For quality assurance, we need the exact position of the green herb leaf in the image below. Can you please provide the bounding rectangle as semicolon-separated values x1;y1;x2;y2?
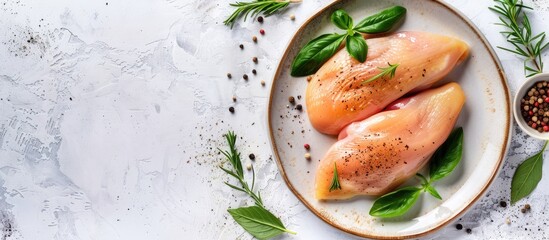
429;127;464;182
329;162;342;192
425;185;442;200
511;141;547;204
224;0;300;28
369;186;422;218
361;62;399;84
354;6;407;33
331;9;354;30
291;33;346;77
346;32;367;62
228;206;296;239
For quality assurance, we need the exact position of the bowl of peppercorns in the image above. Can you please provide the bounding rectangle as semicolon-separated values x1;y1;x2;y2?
514;73;549;139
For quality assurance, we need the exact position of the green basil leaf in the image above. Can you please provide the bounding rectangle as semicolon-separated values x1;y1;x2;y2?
331;9;353;30
425;185;442;200
346;32;368;62
369;186;422;218
511;141;547;204
429;127;464;182
228;206;295;239
354;6;407;33
291;33;346;77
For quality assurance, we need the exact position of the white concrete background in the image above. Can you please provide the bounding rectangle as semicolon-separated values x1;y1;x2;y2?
0;0;549;239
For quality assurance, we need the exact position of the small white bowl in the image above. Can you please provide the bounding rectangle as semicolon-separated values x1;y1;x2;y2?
514;72;549;140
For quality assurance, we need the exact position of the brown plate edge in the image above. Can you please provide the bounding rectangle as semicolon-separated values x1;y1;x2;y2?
266;0;512;239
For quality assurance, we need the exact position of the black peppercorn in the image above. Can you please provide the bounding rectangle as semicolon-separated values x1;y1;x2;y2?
257;16;263;23
249;153;255;160
500;201;507;208
239;44;244;49
229;107;235;113
243;74;249;80
252;69;257;75
456;224;463;230
296;104;302;111
466;228;472;234
253;57;258;63
227;73;232;79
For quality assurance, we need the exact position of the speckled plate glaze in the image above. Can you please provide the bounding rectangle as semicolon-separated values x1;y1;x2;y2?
267;0;511;239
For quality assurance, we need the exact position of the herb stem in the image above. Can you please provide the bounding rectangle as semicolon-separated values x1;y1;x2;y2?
220;131;264;208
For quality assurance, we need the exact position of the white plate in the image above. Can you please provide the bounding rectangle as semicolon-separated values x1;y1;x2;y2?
267;0;511;238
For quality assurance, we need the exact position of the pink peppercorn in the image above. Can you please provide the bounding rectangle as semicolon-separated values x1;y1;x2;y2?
529;110;534;116
304;144;310;150
544;126;549;132
260;29;265;35
545;97;549;103
532;123;538;128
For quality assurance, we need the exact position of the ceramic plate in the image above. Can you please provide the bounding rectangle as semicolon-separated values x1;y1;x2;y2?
268;0;511;238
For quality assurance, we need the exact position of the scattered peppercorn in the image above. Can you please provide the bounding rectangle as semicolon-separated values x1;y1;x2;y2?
306;76;312;82
296;104;303;111
229;107;235;113
304;144;310;150
249;153;255;160
261;80;265;86
252;69;257;75
466;229;472;234
232;96;237;102
500;201;507;208
257;16;264;23
521;208;527;213
243;74;249;80
290;14;295;20
253;57;258;63
239;44;244;49
521;81;549;132
252;36;257;42
227;73;232;79
260;29;265;35
456;224;463;230
525;204;531;210
246;163;252;171
304;153;311;160
288;96;295;104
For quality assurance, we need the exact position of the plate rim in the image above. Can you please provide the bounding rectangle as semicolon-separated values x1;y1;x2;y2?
267;0;512;238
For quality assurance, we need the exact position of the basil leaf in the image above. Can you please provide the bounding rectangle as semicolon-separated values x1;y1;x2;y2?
291;33;346;77
511;141;547;204
228;206;295;239
369;186;422;218
346;32;367;62
429;127;464;182
331;9;353;30
425;185;442;200
354;6;407;33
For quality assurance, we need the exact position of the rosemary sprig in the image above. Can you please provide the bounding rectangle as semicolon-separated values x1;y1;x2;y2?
219;131;296;238
490;0;549;76
329;162;341;192
224;0;301;28
362;62;399;84
219;131;264;208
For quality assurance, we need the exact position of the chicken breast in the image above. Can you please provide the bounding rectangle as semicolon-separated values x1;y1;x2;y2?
306;32;469;135
315;83;465;200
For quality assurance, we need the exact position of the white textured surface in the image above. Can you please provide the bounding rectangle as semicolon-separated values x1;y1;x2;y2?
0;0;548;239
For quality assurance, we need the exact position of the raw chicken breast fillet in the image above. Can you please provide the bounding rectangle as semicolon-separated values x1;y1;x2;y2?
315;83;466;200
306;32;469;135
